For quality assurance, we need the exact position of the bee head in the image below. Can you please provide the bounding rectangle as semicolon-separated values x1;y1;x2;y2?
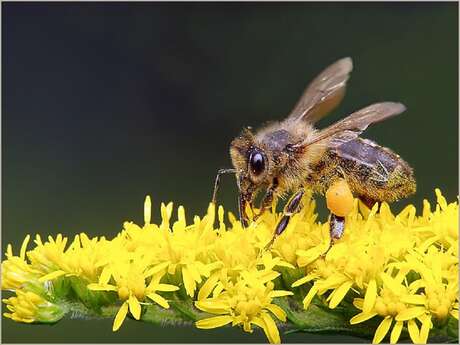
231;127;271;185
230;128;273;225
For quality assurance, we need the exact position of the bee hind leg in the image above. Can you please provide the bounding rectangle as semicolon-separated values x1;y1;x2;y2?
321;213;346;257
330;213;346;239
323;179;353;256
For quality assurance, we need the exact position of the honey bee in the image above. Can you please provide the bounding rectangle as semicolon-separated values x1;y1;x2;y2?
212;57;416;245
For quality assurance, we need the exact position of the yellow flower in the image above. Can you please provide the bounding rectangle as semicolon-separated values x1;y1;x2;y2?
27;234;69;276
195;270;293;343
3;290;64;323
392;246;458;343
2;235;41;291
414;189;458;251
121;200;221;297
87;255;178;331
1;189;457;344
349;271;429;344
292;190;458;344
36;233;115;284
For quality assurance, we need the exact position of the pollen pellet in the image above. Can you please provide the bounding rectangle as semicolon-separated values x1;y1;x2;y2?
326;179;354;217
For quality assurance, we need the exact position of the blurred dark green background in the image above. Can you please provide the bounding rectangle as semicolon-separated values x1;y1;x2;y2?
2;2;458;343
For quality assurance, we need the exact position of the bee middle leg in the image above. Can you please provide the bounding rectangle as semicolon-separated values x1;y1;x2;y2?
359;195;378;210
264;188;304;250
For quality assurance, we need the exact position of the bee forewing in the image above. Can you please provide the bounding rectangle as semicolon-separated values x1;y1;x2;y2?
288;57;353;124
297;102;407;148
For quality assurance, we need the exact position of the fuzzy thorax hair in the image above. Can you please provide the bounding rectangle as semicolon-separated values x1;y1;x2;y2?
229;119;328;199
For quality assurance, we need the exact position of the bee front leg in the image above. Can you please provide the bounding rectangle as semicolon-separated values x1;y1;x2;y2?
264;188;304;250
238;194;250;228
211;168;236;204
254;180;278;221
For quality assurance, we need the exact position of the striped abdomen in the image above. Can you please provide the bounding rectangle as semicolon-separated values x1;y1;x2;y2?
308;138;416;202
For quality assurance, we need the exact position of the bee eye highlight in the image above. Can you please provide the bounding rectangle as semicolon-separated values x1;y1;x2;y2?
249;151;265;176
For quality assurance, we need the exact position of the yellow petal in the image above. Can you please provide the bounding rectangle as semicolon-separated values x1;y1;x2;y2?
296;247;324;267
198;272;219;300
401;294;427;305
39;270;66;282
363;279;377;313
407;319;420;343
20;235;31;260
372;316;392;344
260;312;281;344
265;304;286;321
182;266;196;297
291;273;318;288
147;293;169;309
269;290;293;298
144;262;170;278
329;281;353;309
128;295;141;320
380;273;402;294
390;321;403;344
6;244;13;258
99;267;111;285
195;300;229;314
260;271;280;284
188;264;202;284
419;315;432;344
353;298;364;310
350;311;377;324
195;315;233;329
316;274;348;291
395;307;426;321
144;195;151;224
303;284;319;309
113;302;129;331
155;283;179;292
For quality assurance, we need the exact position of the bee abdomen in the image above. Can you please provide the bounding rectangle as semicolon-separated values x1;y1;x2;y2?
309;138;416;202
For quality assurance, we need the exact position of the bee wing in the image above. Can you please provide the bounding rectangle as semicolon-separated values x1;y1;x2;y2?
288;57;353;124
296;102;406;148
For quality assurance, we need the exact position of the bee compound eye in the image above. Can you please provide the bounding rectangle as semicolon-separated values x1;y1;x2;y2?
249;151;265;176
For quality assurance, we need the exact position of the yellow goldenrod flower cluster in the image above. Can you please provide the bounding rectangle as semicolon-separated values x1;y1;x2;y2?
2;189;458;343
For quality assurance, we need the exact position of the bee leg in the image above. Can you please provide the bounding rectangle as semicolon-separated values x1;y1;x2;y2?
253;192;273;221
330;213;346;239
264;189;304;250
359;195;378;210
254;180;279;221
211;168;236;204
322;213;345;256
321;179;354;256
238;194;250;228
